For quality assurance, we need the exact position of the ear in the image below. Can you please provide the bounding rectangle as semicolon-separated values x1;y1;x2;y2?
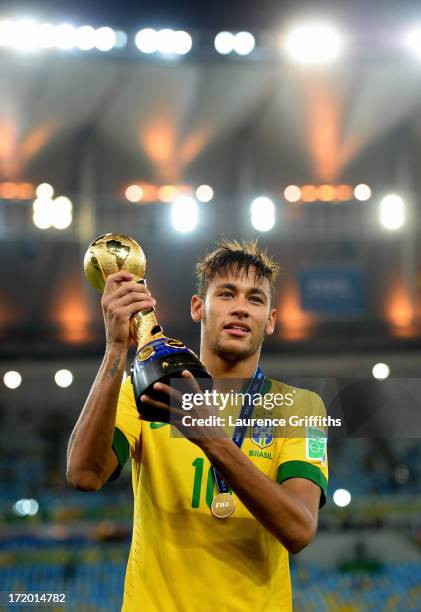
191;294;203;323
264;308;277;336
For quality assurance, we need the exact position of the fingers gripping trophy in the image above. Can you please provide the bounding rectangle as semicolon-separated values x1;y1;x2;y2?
84;233;212;419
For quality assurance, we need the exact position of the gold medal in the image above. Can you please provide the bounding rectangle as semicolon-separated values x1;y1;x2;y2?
211;493;236;519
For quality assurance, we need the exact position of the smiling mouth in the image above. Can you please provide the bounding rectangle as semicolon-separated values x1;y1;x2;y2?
223;324;250;337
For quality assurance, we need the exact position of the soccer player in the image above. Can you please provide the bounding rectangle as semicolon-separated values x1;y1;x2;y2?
67;239;328;611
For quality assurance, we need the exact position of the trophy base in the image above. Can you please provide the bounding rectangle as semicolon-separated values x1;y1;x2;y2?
131;337;212;421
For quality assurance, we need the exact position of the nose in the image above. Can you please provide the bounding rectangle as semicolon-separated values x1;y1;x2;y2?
229;296;249;318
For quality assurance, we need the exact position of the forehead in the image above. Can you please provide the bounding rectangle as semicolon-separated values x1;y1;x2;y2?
207;267;271;294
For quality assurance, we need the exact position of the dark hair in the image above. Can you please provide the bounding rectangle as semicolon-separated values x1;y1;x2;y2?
195;239;279;305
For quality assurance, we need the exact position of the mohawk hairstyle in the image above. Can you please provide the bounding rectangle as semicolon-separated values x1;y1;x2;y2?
195;239;280;305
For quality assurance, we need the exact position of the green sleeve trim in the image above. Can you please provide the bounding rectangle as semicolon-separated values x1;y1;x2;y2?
277;460;327;508
109;427;130;481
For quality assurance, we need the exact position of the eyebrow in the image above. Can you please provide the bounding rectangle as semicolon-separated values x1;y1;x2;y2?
214;282;268;298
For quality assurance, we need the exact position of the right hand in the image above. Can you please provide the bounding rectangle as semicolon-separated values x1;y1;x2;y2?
101;271;156;350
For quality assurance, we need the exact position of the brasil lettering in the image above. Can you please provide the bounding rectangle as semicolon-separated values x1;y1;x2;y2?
249;449;273;460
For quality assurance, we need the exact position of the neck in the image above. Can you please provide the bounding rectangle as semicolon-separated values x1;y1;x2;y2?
200;346;260;379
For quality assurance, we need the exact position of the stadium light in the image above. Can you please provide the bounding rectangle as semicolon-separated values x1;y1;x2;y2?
33;198;53;229
37;23;57;48
195;185;214;202
156;29;176;54
333;489;351;507
76;25;95;50
173;30;192;55
36;183;54;199
3;371;22;389
283;23;342;63
233;31;255;55
251;196;275;231
54;369;73;388
115;31;128;48
158;185;178;202
354;184;371;201
52;196;72;229
284;185;301;203
33;192;72;230
12;498;39;517
406;27;421;59
94;26;116;51
135;28;158;53
135;28;192;55
55;23;76;50
380;194;404;230
171;196;198;232
372;362;390;380
125;185;143;202
214;31;235;55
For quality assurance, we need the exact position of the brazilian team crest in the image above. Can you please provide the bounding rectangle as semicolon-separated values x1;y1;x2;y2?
251;424;274;449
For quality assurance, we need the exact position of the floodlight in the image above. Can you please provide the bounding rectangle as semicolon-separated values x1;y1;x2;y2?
284;23;342;63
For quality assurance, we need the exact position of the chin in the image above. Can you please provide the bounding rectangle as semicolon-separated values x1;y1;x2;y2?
215;341;254;362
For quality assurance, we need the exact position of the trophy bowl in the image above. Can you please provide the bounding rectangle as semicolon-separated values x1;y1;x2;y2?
84;233;212;419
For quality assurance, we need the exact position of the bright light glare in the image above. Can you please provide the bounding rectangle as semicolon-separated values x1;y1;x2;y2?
76;25;95;50
156;29;175;54
173;30;192;54
158;185;178;202
380;194;405;230
13;498;39;516
37;23;57;48
55;23;76;50
125;185;143;202
214;31;235;55
333;489;351;507
3;371;22;389
36;183;54;199
354;183;371;201
251;197;275;232
94;26;116;51
52;196;73;229
195;185;214;202
284;185;301;203
0;20;14;47
115;31;127;48
135;28;158;53
12;20;39;51
55;369;73;387
234;31;255;55
406;27;421;59
284;23;342;63
33;198;54;229
372;362;390;380
171;196;198;232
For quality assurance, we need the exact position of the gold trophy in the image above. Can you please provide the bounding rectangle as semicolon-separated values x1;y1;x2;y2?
84;233;211;418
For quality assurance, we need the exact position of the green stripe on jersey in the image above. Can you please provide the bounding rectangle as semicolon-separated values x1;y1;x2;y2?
277;460;327;508
109;427;130;481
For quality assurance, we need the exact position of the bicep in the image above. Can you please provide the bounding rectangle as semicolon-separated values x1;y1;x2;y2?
280;477;321;525
103;448;120;484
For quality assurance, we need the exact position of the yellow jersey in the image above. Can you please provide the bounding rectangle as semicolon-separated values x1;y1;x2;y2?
110;377;328;612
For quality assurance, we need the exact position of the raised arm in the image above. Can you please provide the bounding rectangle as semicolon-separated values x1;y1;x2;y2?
66;271;155;491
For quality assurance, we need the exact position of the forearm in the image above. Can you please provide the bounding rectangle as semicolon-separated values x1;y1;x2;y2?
66;345;127;488
200;438;316;553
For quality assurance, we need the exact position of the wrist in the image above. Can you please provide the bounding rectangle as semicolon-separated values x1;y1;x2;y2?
105;342;129;361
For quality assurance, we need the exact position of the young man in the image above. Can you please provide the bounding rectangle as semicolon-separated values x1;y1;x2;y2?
67;239;328;612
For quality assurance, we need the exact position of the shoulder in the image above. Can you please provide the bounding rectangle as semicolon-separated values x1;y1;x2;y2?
265;378;326;416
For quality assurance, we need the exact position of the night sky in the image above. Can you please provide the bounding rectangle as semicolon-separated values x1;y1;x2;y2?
1;0;421;31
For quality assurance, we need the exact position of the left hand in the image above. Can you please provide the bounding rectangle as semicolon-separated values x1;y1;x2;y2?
140;371;227;446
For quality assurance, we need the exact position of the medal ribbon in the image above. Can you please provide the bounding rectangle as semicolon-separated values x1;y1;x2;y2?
212;366;265;495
